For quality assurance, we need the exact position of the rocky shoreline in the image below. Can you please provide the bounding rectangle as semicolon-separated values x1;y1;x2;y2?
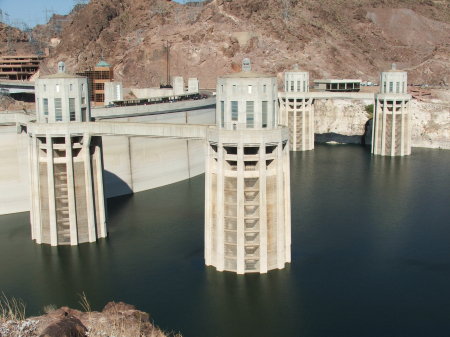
314;95;450;150
0;302;179;337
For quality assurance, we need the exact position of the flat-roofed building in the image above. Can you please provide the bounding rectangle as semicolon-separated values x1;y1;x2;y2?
77;60;114;106
314;79;361;92
0;55;44;80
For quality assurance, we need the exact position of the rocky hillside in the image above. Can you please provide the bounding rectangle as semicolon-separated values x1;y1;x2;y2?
13;0;450;88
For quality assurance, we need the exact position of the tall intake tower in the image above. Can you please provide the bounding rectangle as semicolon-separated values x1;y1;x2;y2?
205;59;291;274
279;67;314;151
372;64;412;156
29;62;107;246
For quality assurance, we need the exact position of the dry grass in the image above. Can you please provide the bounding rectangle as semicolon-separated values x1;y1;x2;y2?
0;292;26;322
78;291;92;313
77;292;181;337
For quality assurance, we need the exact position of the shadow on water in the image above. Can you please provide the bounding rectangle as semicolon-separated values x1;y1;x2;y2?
0;146;449;337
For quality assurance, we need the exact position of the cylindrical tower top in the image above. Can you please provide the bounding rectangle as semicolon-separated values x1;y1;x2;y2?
380;64;408;94
284;67;309;92
216;59;278;130
35;63;91;123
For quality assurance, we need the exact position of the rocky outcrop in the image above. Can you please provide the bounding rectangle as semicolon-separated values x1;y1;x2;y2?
40;316;87;337
0;302;173;337
314;97;450;150
314;99;372;144
20;0;448;88
410;99;450;149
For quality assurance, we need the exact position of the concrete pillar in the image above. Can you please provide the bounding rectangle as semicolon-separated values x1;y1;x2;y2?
276;141;286;269
65;134;78;245
204;142;212;266
283;142;291;263
391;101;396;156
259;142;268;273
236;143;245;274
46;136;58;246
82;133;97;243
94;139;107;238
216;141;225;271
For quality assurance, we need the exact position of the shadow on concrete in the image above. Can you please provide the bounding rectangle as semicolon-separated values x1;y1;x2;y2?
103;170;133;199
315;132;364;145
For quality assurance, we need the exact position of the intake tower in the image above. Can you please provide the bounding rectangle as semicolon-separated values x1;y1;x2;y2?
279;67;314;151
29;62;107;246
372;64;411;156
205;59;291;274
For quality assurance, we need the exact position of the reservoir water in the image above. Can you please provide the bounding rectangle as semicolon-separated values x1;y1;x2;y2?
1;144;450;337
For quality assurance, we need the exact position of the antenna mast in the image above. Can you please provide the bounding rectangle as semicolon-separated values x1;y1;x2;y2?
165;40;171;86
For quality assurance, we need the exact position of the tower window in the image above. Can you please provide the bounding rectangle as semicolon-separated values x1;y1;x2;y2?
396;82;400;93
231;101;238;121
246;101;254;128
43;98;48;116
290;81;294;92
272;100;276;126
389;82;393;93
69;98;76;121
54;98;62;121
220;101;225;127
297;81;300;92
262;101;268;128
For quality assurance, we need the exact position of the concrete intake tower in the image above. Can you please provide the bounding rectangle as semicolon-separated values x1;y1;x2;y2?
29;62;107;246
205;59;291;274
279;67;314;151
372;64;412;156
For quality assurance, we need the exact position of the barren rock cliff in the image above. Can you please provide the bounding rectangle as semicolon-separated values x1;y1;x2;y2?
13;0;448;88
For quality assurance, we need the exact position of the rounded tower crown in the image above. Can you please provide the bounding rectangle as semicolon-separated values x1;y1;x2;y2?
380;63;408;94
216;59;279;130
35;62;91;123
284;65;309;92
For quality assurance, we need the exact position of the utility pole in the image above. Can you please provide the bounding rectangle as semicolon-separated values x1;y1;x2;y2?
165;40;171;87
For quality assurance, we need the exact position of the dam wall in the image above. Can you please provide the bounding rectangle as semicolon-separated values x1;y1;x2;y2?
0;105;215;215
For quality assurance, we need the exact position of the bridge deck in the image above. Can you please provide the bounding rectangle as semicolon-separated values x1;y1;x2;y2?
26;122;213;139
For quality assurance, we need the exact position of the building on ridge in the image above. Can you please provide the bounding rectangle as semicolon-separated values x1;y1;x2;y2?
205;58;291;274
76;60;115;106
0;55;44;81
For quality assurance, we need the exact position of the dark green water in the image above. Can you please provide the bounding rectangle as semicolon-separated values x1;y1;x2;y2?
1;144;450;337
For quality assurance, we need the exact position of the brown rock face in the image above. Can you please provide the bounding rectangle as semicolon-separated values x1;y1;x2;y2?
1;302;170;337
8;0;450;87
39;315;87;337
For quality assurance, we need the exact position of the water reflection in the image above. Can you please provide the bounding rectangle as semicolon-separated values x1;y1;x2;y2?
0;146;449;337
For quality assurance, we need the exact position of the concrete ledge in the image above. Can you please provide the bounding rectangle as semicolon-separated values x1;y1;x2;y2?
27;122;212;139
279;91;375;100
208;127;289;144
0;112;35;124
92;97;216;119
